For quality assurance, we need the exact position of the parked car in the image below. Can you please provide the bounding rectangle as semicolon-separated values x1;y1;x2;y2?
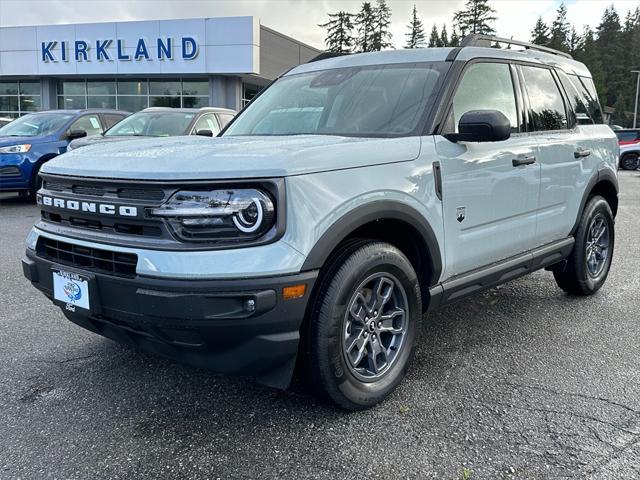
67;107;236;151
0;117;13;127
23;35;619;410
615;128;640;170
0;109;128;195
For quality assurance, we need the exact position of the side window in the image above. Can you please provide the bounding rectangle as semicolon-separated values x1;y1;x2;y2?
69;114;103;136
557;70;591;125
447;62;519;133
192;113;220;135
575;76;603;124
102;114;125;131
217;113;235;129
521;66;568;131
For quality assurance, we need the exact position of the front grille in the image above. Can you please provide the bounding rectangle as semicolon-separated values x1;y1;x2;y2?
117;188;165;201
37;237;138;277
0;166;21;177
72;184;105;196
43;180;166;202
41;211;163;237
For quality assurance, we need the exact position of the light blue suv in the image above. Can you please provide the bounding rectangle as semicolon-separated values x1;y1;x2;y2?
23;35;619;410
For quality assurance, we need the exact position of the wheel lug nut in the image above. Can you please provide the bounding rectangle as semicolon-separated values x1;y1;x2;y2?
378;322;382;327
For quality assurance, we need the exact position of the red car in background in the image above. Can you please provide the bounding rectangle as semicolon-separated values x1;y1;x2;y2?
615;129;640;170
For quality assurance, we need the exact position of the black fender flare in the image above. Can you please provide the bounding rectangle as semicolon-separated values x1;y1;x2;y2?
300;200;443;286
570;168;619;235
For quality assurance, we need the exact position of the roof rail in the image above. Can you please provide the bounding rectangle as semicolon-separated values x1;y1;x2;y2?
307;51;350;63
460;34;573;59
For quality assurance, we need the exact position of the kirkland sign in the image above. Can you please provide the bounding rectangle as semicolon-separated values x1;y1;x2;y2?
41;37;199;62
0;17;260;75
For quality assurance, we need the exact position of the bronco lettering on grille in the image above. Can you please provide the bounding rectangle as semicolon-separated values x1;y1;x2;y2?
37;194;138;217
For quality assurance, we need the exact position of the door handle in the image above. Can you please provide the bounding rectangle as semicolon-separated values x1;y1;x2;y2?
574;148;592;159
512;155;536;167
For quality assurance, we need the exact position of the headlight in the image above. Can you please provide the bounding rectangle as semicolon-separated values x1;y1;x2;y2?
0;144;31;154
150;188;276;243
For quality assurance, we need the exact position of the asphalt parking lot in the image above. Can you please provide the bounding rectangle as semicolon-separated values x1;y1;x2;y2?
0;171;639;480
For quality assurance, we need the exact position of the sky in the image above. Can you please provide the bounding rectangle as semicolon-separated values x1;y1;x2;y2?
0;0;638;49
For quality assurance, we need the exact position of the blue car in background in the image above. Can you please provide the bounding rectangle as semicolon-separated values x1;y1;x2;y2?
0;109;128;197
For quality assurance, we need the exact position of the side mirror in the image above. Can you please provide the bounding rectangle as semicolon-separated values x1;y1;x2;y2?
67;129;87;140
195;129;213;137
444;110;511;143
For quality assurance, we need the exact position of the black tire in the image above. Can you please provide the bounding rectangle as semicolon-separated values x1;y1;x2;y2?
620;152;639;171
306;241;421;410
553;195;614;295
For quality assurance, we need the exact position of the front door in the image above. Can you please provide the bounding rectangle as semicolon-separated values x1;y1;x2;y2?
435;61;541;279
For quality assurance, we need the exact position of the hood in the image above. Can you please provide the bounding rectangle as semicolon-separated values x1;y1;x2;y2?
0;135;49;147
42;135;422;180
69;134;152;150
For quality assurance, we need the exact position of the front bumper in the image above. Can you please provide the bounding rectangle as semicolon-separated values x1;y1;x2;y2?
23;250;318;389
0;153;33;191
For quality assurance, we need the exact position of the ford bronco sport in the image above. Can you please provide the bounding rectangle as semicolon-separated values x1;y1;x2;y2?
23;35;619;410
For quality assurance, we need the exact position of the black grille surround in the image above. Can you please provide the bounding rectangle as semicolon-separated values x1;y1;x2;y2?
37;173;287;252
37;237;138;277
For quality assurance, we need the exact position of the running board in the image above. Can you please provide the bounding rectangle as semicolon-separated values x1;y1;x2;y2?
428;237;574;311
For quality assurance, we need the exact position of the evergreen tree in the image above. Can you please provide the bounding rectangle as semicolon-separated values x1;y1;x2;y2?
566;26;583;56
596;6;625;108
531;16;550;45
548;3;570;52
450;29;460;47
319;12;355;53
355;2;376;52
428;24;440;47
371;0;393;51
611;94;628;126
440;24;449;47
574;27;606;103
453;0;497;36
405;4;426;49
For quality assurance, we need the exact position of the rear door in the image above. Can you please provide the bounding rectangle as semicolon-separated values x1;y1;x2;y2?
519;65;596;244
435;61;541;278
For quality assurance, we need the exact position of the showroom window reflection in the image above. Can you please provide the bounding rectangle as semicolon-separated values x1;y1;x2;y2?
56;79;209;111
0;80;41;118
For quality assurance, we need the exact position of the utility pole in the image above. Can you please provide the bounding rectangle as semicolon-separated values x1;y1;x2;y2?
633;70;640;129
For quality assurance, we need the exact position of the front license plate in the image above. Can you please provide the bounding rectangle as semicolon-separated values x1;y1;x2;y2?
52;270;91;312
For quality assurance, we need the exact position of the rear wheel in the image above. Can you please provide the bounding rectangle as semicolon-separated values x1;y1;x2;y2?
553;195;614;295
307;242;421;410
620;152;639;170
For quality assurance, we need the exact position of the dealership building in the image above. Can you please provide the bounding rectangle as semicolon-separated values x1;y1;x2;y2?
0;16;321;117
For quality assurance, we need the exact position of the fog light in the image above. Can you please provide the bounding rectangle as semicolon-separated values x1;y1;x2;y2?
283;284;306;300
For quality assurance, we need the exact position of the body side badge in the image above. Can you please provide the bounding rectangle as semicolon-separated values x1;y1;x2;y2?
456;206;466;223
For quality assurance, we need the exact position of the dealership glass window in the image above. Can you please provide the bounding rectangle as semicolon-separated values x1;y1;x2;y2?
117;79;148;96
57;78;209;112
0;80;41;118
242;83;263;106
117;96;149;112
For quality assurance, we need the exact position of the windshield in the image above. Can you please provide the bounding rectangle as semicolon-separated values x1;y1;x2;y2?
105;111;196;137
0;112;74;137
224;62;447;137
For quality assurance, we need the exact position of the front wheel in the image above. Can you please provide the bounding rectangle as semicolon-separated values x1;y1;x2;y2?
553;195;614;295
307;242;421;410
620;152;639;170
